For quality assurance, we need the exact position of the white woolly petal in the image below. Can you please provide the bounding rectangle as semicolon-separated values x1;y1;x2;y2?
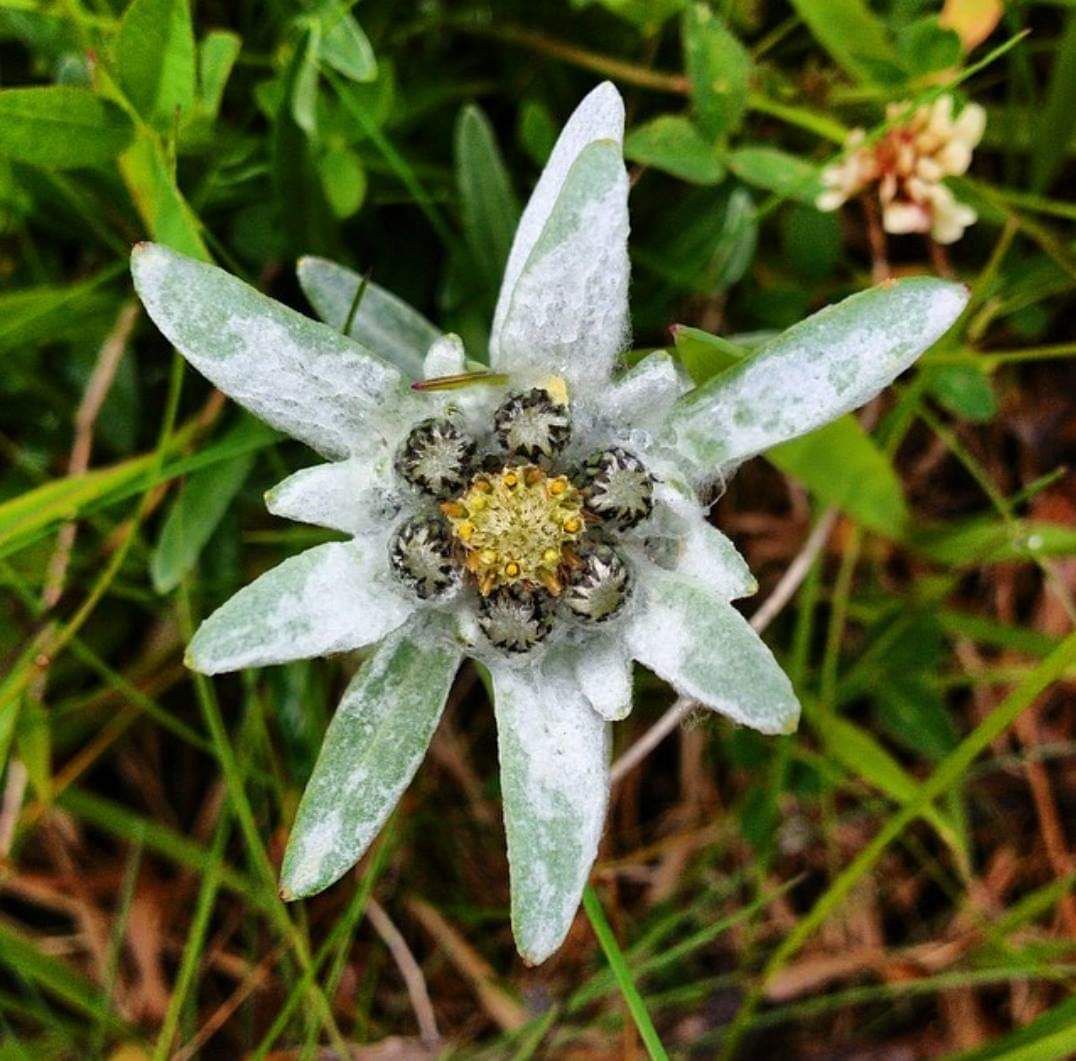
280;615;461;898
646;480;757;600
297;255;440;381
491;81;624;355
493;139;630;390
423;333;467;379
665;277;968;476
132;243;412;460
628;563;800;735
187;538;414;674
560;637;633;721
492;653;610;964
265;456;391;535
600;351;690;431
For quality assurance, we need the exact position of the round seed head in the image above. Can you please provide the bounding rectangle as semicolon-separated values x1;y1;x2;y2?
389;515;459;600
563;542;632;624
493;388;571;461
580;447;654;530
396;418;476;497
478;584;554;653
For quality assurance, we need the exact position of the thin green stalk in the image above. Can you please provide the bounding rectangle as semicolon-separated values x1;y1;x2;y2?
152;809;232;1059
176;587;349;1056
582;885;668;1061
251;829;393;1059
0;352;185;718
327;69;456;247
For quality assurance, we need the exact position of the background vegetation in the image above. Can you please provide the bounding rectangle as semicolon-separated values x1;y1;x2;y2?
1;0;1075;1057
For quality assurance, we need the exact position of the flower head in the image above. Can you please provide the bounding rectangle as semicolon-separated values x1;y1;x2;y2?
818;94;986;244
132;83;968;964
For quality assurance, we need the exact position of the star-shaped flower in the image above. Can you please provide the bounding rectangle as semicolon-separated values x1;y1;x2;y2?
131;83;968;964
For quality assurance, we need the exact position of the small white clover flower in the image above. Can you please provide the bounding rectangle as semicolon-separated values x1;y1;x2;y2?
131;83;968;965
818;94;986;244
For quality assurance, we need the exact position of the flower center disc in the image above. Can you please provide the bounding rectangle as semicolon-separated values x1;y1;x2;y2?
441;465;585;596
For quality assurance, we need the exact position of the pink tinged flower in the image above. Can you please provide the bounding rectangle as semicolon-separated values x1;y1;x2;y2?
816;94;985;245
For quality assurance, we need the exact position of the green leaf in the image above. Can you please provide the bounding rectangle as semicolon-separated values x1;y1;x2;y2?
896;18;962;76
15;696;50;799
0;268;122;353
0;87;133;169
673;324;747;383
728;146;823;205
781;204;842;281
518;99;558;165
197;30;241;120
318;6;377;83
291;29;320;135
788;0;903;84
492;654;610;964
908;518;1076;566
297;255;440;380
317;144;366;218
113;0;196;128
455;104;521;294
625;114;725;184
0;921;129;1031
1032;13;1076;191
682;4;751;140
925;362;998;422
954;994;1076;1060
768;416;909;536
577;0;685;35
637;187;756;293
281;618;461;898
818;712;963;856
629;565;801;734
119;134;208;258
668;278;968;474
151;448;254;594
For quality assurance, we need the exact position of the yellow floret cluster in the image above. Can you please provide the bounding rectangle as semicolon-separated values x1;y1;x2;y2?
441;465;585;596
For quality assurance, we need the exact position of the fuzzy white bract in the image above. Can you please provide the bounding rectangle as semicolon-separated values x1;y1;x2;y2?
131;82;968;965
818;94;986;244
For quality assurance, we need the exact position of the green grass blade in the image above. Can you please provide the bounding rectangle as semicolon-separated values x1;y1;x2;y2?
582;885;668;1061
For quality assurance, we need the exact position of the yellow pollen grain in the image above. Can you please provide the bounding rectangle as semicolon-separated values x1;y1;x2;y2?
442;463;585;595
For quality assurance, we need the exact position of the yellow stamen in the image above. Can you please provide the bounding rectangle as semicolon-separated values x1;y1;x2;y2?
504;561;520;578
563;516;582;534
542;548;560;565
548;478;568;496
457;521;475;541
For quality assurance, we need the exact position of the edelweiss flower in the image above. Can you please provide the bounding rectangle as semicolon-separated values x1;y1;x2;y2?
818;94;986;244
131;83;968;964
